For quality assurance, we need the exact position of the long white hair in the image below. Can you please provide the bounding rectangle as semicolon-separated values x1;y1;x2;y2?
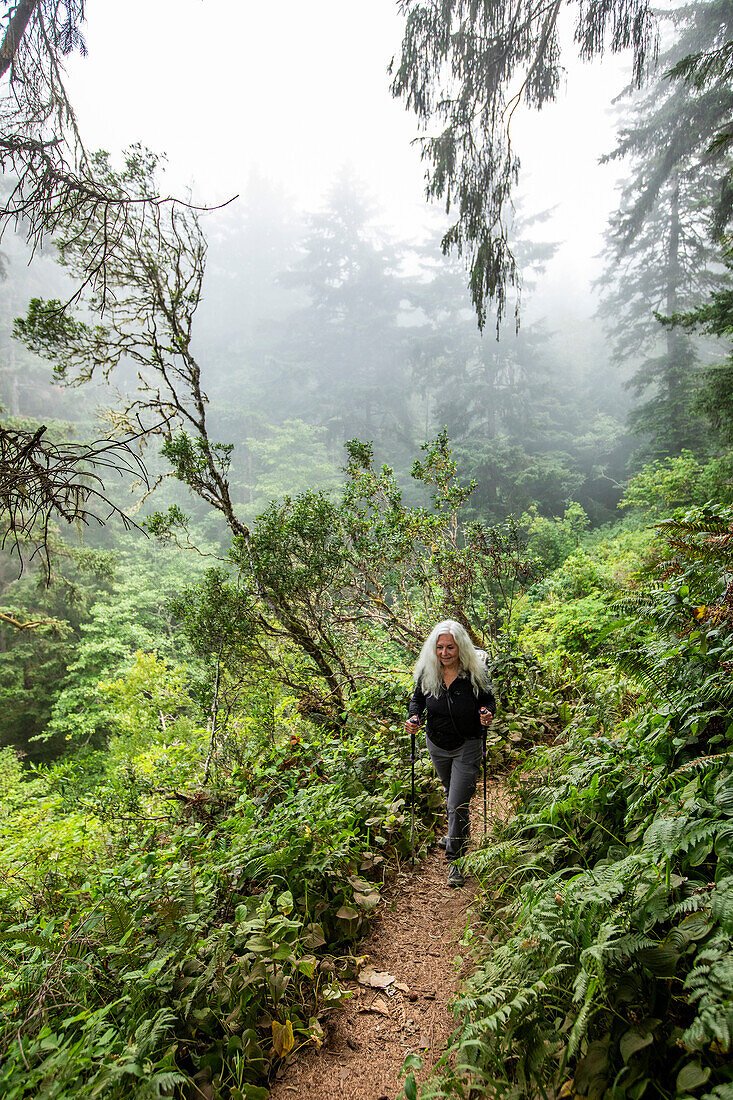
413;620;490;697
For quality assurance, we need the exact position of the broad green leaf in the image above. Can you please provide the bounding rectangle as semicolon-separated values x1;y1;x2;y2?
676;1062;710;1092
676;912;712;943
637;945;679;977
297;954;317;978
246;935;273;953
620;1027;653;1063
276;890;294;915
574;1040;609;1093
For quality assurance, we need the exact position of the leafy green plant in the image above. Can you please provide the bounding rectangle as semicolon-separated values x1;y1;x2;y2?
421;504;733;1100
0;685;442;1099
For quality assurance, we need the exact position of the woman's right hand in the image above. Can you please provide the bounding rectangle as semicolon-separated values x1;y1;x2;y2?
405;715;420;734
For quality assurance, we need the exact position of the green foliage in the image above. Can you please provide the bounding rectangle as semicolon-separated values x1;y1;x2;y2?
0;548;118;761
423;503;733;1100
14;297;97;375
620;451;733;515
28;544;205;753
215;432;542;715
523;503;591;571
0;693;442;1099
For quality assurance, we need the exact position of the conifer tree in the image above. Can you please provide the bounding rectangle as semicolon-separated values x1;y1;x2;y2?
275;174;415;455
598;0;732;461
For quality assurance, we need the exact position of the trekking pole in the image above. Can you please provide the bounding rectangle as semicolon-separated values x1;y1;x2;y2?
408;715;419;866
479;708;489;836
483;730;487;835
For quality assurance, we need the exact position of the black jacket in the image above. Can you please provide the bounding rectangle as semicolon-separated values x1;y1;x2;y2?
408;672;495;751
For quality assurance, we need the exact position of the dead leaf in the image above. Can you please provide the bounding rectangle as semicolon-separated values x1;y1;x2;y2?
364;996;390;1016
347;875;373;893
394;981;409;993
272;1019;295;1058
352;888;381;910
357;967;395;988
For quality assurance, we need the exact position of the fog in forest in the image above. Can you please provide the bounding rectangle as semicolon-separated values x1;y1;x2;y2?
3;8;733;1092
4;0;723;542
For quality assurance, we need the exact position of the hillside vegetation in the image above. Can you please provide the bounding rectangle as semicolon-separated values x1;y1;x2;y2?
1;447;733;1100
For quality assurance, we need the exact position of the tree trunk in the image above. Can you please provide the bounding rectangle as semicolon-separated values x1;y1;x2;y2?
0;0;40;79
665;177;686;452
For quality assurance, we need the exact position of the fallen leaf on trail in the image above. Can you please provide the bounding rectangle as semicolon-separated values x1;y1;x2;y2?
347;875;373;893
357;967;396;988
358;994;387;1016
394;981;409;993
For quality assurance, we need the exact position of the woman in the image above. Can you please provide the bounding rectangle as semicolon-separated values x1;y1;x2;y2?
405;620;495;887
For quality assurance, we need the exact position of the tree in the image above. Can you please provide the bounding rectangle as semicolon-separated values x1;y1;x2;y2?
0;1;194;302
390;0;657;326
275;174;415;455
407;218;558;441
15;147;248;543
665;0;733;235
661;247;733;448
0;419;147;579
0;2;226;573
598;0;732;460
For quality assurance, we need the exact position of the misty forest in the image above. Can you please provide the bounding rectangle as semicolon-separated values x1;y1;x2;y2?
2;1;733;1098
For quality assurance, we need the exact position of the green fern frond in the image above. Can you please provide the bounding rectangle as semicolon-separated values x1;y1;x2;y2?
133;1008;177;1058
103;895;134;942
614;651;669;697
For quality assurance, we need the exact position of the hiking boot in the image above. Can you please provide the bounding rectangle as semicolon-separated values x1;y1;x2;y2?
447;862;465;887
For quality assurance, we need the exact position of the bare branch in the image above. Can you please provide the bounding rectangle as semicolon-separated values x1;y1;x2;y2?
0;421;150;580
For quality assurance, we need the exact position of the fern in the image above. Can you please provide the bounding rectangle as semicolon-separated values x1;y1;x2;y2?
133;1008;176;1058
567;974;599;1059
103;895;134;942
669;894;708;917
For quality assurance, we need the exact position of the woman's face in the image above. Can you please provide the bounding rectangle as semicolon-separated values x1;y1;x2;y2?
436;632;459;667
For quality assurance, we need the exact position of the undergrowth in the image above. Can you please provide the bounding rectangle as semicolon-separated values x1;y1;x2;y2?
420;505;733;1100
0;695;442;1099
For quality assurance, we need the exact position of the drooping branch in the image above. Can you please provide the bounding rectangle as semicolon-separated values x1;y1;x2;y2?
0;422;149;580
392;0;657;327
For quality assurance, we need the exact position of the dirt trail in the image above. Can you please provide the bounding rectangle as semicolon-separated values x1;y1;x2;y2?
269;778;512;1100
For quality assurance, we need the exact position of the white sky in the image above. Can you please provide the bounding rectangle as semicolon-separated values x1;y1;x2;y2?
65;0;634;317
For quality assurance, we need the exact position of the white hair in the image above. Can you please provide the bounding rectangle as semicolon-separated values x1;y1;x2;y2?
413;620;490;697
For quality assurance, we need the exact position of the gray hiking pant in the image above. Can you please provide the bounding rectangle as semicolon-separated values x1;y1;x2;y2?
426;735;481;862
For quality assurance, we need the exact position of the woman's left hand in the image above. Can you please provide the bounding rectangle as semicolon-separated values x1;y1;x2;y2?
479;706;493;727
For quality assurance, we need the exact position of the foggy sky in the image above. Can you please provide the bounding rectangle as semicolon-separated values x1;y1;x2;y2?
66;0;633;318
